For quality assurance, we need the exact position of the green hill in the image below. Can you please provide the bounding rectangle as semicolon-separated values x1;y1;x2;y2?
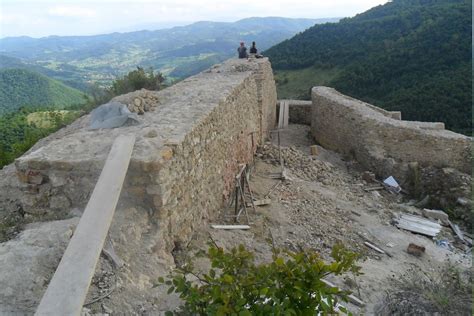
0;17;339;85
265;0;472;134
0;68;86;115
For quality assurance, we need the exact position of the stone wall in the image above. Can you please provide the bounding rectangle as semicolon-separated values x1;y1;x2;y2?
277;100;312;125
0;58;277;260
311;87;471;185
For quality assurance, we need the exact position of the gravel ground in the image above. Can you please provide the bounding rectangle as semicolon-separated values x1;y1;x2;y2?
85;124;472;315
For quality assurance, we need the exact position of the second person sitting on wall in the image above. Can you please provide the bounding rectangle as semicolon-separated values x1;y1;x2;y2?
249;41;263;58
237;42;248;59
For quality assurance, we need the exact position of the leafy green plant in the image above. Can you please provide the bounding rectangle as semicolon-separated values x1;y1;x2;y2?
108;66;164;96
158;243;361;315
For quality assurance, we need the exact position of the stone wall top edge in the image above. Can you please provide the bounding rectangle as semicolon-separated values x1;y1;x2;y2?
277;100;312;106
15;58;271;167
312;86;469;140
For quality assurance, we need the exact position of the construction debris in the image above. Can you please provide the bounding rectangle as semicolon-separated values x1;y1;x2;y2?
211;225;251;230
364;241;386;255
278;100;289;129
321;279;365;307
252;198;271;206
258;144;342;183
422;208;449;225
383;176;401;194
264;181;281;199
357;232;393;257
226;164;256;223
102;238;124;269
395;214;441;237
363;186;384;192
362;171;376;183
448;220;471;246
407;243;425;256
435;239;454;251
89;102;140;129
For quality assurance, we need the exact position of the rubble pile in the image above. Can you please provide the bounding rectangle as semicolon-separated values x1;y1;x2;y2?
257;144;345;185
274;181;364;257
112;89;160;114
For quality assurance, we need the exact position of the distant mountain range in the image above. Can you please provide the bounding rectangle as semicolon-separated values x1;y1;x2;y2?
265;0;471;134
0;17;339;88
0;68;86;115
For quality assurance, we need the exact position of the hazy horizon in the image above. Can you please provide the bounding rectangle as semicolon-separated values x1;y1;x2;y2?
0;16;339;40
0;0;389;38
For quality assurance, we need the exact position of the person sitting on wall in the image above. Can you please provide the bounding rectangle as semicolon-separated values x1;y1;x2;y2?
249;41;263;58
237;42;248;59
250;41;258;54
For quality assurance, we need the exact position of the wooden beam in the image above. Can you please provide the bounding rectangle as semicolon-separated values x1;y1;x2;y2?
211;225;251;230
321;279;365;307
364;241;385;254
35;135;135;316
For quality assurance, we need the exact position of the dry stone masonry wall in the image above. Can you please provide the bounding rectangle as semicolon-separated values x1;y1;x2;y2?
0;58;277;260
311;86;472;214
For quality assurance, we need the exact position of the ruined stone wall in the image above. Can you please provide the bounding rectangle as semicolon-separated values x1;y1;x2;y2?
311;87;471;184
0;58;277;260
277;100;312;125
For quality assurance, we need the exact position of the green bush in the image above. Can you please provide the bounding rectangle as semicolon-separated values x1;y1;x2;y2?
158;243;361;315
108;66;164;96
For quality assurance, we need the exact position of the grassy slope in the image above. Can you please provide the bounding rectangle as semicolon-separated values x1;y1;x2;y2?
0;68;86;115
26;110;80;129
274;67;341;100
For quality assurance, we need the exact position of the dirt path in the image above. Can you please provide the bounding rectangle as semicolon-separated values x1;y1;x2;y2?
178;124;471;314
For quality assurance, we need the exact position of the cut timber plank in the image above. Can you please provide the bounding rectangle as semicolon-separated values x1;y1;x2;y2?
448;220;470;245
102;238;124;269
364;242;385;254
278;101;285;129
363;186;384;192
211;225;250;230
277;100;289;129
35;135;135;316
253;198;271;206
283;100;289;128
321;279;365;307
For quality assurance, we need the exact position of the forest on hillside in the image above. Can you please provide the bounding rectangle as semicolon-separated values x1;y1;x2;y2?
265;0;472;135
0;68;86;115
0;67;164;168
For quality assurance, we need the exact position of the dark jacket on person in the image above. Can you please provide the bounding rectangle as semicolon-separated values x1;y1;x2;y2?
238;46;248;59
250;46;257;54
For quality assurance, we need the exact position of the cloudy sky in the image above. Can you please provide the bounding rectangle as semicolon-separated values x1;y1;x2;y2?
0;0;389;38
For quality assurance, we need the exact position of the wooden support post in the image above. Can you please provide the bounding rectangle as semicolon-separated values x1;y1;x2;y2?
35;135;135;316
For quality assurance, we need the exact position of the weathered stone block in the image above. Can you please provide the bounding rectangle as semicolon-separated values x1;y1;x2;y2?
422;208;449;224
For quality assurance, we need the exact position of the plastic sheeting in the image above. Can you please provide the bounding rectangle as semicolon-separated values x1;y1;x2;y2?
89;102;140;130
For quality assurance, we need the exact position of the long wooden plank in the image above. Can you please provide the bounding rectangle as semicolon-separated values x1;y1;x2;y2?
283;100;289;128
278;100;285;129
35;135;135;316
321;279;365;307
211;225;251;230
364;241;385;254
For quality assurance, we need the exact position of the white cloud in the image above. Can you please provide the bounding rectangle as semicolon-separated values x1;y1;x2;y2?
48;6;97;18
